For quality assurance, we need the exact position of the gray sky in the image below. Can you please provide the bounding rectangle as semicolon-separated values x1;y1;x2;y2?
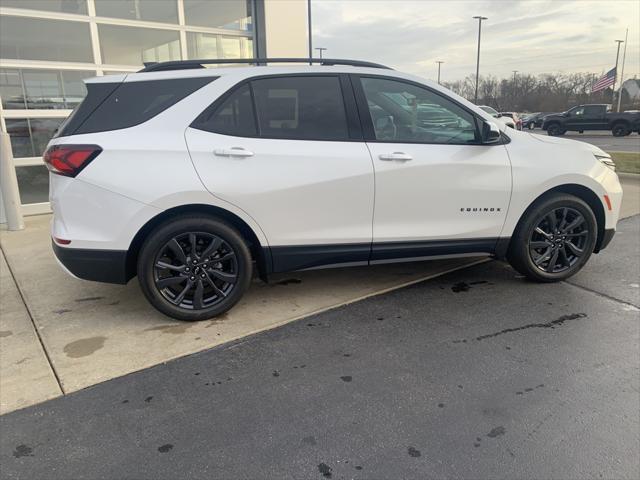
312;0;640;83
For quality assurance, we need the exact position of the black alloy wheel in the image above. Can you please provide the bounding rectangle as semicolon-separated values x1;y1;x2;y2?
528;207;589;274
153;232;238;309
138;216;252;321
507;193;597;282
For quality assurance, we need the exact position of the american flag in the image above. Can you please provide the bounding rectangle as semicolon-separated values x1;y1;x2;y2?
592;67;616;93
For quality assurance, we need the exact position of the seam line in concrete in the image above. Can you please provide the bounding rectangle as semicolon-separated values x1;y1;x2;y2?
0;243;66;395
563;280;640;310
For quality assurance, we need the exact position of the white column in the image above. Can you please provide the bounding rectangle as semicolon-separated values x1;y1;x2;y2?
262;0;309;58
0;132;25;230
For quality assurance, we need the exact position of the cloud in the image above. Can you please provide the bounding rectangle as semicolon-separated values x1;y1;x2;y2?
312;0;639;81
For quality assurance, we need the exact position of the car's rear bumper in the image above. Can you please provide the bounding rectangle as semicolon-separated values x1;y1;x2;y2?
52;241;129;284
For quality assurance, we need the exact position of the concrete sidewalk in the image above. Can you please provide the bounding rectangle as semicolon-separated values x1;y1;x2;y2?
1;173;638;415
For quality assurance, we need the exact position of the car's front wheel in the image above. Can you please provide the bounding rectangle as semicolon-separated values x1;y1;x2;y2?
507;194;597;282
137;216;252;321
546;123;565;136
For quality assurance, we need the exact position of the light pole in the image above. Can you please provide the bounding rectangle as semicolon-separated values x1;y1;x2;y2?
307;0;313;64
616;29;628;112
612;37;625;111
512;70;518;110
436;61;444;84
472;15;487;103
315;47;327;60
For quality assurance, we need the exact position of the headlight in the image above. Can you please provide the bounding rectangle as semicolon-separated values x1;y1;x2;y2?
595;154;616;171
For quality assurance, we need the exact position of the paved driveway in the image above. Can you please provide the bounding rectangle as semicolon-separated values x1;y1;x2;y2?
1;215;638;480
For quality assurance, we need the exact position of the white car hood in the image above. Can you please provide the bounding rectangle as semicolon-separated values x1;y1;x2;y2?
527;132;608;156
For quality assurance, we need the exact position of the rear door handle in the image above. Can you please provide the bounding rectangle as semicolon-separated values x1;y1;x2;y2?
378;152;412;162
214;147;254;158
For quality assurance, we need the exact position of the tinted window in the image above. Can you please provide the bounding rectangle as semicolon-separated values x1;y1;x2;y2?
251;76;349;141
196;83;257;136
361;77;478;144
583;106;604;116
58;77;214;137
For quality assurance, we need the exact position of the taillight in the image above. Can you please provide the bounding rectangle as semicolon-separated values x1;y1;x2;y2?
43;144;102;177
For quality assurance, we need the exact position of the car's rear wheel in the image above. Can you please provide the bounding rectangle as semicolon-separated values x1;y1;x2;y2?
138;216;252;321
507;194;597;282
546;123;565;136
612;123;630;137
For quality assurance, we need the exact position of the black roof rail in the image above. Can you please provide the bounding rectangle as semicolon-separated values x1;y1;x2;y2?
138;58;391;73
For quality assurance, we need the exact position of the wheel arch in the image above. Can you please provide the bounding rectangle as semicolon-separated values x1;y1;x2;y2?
503;183;606;257
125;204;271;283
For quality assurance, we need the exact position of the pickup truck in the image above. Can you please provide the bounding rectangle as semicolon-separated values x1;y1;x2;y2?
542;104;640;136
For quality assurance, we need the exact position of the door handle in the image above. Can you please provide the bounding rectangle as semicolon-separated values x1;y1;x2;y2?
214;147;254;158
378;152;412;161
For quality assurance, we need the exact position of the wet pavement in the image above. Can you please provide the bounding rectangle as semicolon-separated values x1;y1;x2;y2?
1;216;638;480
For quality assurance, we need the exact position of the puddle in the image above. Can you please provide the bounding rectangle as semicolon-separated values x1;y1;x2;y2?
63;336;107;358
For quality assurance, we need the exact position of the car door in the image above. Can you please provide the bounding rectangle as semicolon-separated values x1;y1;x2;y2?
352;75;511;262
582;105;606;130
185;74;375;272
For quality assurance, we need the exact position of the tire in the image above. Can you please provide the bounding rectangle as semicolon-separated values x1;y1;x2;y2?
137;216;253;321
546;123;565;136
611;123;630;137
507;193;597;282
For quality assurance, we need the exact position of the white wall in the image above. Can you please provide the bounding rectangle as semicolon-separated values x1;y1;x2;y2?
263;0;309;58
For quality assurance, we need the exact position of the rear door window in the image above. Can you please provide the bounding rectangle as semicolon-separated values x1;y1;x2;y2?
251;76;349;141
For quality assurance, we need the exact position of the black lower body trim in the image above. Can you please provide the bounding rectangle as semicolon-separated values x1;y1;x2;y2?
52;241;129;284
269;238;502;273
594;228;615;253
269;243;370;273
370;238;499;262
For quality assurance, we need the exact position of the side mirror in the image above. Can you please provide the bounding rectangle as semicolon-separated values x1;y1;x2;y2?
481;121;501;144
496;113;502;118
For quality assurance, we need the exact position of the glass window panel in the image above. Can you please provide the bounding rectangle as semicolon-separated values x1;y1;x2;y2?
16;165;50;205
98;24;181;65
0;69;93;110
0;16;93;62
360;77;479;144
183;0;252;30
95;0;178;24
0;69;26;109
1;0;87;15
5;118;64;158
197;83;257;136
187;32;219;59
251;76;349;141
5;119;33;158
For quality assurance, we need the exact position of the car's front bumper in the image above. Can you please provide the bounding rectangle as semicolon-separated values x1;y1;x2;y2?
52;241;129;284
595;228;615;253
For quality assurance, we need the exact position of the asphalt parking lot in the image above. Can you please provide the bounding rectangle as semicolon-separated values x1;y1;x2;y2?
1;214;638;480
530;129;640;153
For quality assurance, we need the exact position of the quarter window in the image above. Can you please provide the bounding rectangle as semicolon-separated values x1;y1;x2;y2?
251;76;349;141
360;77;479;144
199;83;257;136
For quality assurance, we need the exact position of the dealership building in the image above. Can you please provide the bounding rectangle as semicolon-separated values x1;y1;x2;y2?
0;0;307;223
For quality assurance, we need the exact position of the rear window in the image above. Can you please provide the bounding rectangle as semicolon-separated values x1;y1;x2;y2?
57;77;215;137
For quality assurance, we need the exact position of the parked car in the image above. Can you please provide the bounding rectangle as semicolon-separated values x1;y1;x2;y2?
46;59;622;321
478;105;516;129
522;112;555;129
500;112;522;130
542;104;640;136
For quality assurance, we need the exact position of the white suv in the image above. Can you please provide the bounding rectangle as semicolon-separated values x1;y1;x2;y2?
46;59;622;321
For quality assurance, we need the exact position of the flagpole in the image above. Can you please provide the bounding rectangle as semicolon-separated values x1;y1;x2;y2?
611;39;624;109
616;28;629;113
